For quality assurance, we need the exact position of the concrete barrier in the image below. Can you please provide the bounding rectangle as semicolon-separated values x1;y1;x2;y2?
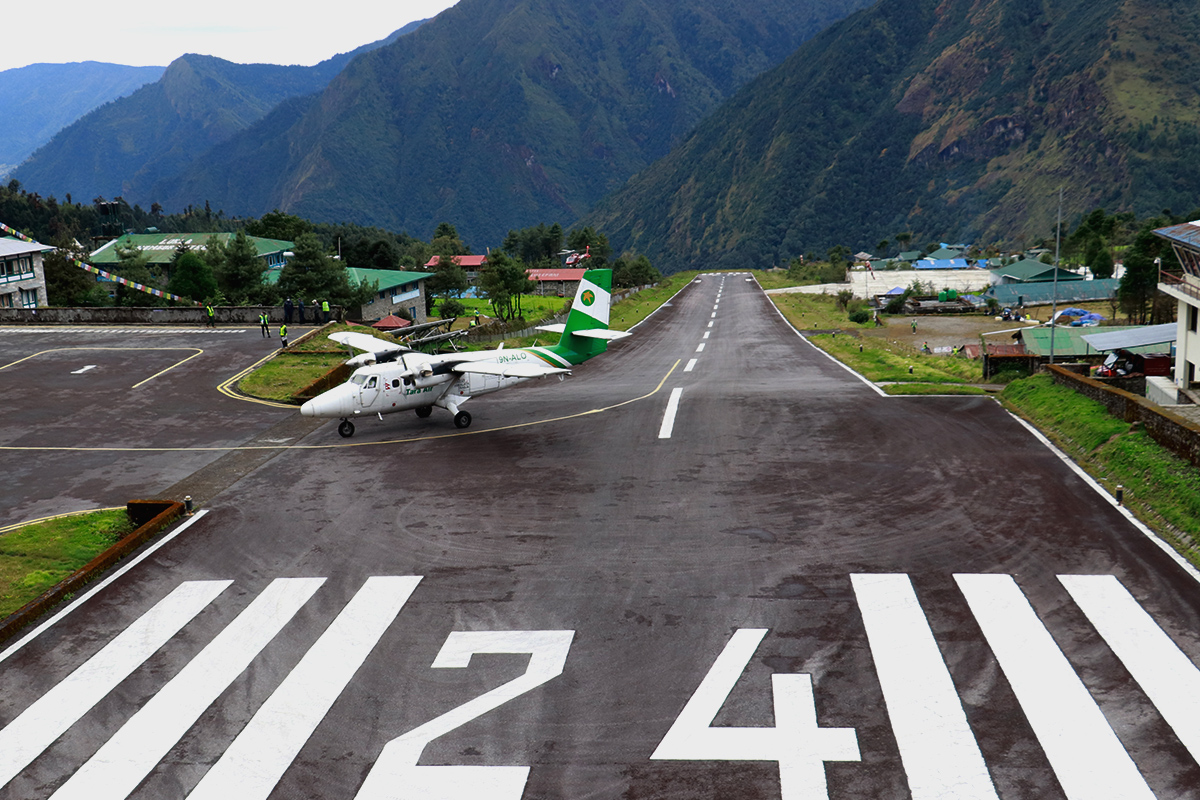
0;306;342;325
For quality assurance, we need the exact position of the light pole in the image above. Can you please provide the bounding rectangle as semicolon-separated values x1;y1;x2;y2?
1050;187;1062;365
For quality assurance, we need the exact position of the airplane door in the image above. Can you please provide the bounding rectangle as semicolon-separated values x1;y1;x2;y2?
361;375;382;407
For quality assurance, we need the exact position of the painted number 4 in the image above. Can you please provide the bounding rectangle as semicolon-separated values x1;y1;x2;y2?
652;628;860;799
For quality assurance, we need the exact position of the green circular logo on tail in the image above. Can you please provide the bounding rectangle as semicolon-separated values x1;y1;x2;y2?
581;290;596;306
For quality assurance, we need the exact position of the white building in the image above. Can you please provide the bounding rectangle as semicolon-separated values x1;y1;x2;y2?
1154;220;1200;387
0;235;51;308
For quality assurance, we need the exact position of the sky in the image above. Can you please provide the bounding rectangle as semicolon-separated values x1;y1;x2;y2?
0;0;460;72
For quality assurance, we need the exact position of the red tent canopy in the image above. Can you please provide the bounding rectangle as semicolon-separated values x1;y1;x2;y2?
371;315;411;331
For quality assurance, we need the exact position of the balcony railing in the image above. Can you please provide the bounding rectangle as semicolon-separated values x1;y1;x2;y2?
1160;270;1200;303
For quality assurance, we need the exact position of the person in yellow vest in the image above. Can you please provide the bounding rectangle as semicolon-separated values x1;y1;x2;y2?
279;323;289;349
321;299;331;324
259;311;270;338
205;303;215;328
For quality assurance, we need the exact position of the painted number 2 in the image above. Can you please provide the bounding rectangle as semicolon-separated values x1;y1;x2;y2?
652;628;860;798
355;630;574;800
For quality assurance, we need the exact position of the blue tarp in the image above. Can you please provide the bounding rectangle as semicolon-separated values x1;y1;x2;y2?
914;258;970;270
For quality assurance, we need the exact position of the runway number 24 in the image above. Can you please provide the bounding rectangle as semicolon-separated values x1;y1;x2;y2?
652;628;860;799
355;630;575;800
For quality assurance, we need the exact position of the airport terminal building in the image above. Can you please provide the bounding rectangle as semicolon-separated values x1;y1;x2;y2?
1155;220;1200;387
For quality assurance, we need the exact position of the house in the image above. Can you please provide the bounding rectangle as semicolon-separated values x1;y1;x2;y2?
1154;219;1200;388
346;268;434;323
988;258;1083;285
0;234;51;308
90;232;293;285
526;268;585;296
925;247;963;260
897;250;923;262
915;258;970;270
424;255;488;281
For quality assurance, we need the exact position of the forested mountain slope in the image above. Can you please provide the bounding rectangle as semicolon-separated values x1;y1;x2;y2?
585;0;1200;270
153;0;874;245
10;21;425;204
0;62;164;178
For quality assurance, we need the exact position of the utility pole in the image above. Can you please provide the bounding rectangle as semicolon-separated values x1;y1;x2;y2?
1050;186;1062;365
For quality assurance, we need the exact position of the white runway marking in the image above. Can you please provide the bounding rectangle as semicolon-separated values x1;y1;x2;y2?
852;574;998;800
711;312;716;318
190;576;422;800
707;321;713;328
955;574;1155;800
703;331;710;339
696;343;705;352
70;365;97;374
50;578;325;800
1060;574;1200;765
658;388;683;439
685;359;698;372
0;581;231;788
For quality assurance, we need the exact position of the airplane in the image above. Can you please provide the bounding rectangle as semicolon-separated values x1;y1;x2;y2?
300;268;629;437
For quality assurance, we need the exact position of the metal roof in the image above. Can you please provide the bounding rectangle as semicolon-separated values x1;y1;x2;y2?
1022;325;1171;357
90;233;292;264
985;278;1120;306
0;236;53;256
527;269;586;281
1081;323;1177;351
1153;220;1200;251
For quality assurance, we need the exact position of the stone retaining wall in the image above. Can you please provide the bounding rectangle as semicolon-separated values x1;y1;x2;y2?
1046;365;1200;469
0;306;341;325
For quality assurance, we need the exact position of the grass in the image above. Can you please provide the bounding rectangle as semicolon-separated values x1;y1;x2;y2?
809;334;983;385
0;509;135;619
771;291;871;331
1001;374;1200;558
236;322;390;403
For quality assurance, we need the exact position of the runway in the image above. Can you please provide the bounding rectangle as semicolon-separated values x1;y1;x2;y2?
2;278;1200;799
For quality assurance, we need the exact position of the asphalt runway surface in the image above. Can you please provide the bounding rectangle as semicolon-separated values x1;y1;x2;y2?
3;280;1200;799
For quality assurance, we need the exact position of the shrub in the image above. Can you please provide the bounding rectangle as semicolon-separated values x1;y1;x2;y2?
439;299;465;318
849;309;870;324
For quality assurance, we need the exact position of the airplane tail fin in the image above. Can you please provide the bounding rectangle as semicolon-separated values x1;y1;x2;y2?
537;268;629;365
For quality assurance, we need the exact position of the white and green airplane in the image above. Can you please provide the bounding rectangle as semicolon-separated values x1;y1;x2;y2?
300;268;629;437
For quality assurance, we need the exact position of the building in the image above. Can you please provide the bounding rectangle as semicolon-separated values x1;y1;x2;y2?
1154;220;1200;387
0;234;51;308
526;268;585;296
90;232;293;285
347;268;434;323
989;257;1084;285
424;255;488;282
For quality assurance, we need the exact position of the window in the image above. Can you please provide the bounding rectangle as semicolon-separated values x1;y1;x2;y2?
1190;305;1198;334
19;288;38;308
0;292;13;308
365;376;378;389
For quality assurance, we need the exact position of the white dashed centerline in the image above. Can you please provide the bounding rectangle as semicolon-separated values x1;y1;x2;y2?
658;388;684;439
684;359;698;373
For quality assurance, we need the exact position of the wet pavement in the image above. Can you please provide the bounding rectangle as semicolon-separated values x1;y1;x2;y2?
2;284;1200;799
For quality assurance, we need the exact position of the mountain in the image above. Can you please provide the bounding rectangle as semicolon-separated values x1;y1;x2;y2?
10;20;427;204
584;0;1200;269
149;0;874;245
0;62;164;178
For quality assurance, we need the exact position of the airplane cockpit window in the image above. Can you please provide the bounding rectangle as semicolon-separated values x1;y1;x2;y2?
351;375;366;386
365;376;378;389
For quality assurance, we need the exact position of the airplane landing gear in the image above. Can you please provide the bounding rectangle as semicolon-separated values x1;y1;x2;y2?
453;411;472;429
415;406;433;418
338;419;355;438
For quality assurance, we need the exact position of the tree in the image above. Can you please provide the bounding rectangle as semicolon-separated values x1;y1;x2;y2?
111;241;157;307
430;222;469;257
566;227;611;268
612;254;660;288
246;210;313;242
425;254;469;315
43;238;106;306
169;252;218;303
218;230;267;305
1118;226;1165;324
1085;237;1114;279
479;251;534;322
503;223;564;265
277;233;354;308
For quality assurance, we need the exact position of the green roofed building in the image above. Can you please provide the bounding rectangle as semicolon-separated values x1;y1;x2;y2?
346;268;434;323
989;257;1083;284
90;232;293;286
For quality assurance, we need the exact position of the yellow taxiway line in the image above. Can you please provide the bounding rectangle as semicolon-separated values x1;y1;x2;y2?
0;360;681;453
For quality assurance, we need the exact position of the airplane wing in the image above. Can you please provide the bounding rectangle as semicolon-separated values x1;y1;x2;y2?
451;361;571;378
329;331;407;358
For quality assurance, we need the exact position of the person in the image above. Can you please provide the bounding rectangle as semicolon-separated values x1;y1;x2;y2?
297;299;305;324
921;341;930;354
259;311;270;338
911;319;917;334
205;303;215;328
284;298;294;323
321;298;331;324
280;322;289;349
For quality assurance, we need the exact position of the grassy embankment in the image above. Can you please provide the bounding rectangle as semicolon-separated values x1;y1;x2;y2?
0;508;134;619
1000;374;1200;564
769;291;990;396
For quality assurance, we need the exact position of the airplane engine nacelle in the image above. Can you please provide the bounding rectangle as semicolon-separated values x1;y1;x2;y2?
346;353;377;368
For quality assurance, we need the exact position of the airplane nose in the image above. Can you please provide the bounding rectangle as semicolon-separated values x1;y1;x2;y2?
300;399;316;417
300;387;352;418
